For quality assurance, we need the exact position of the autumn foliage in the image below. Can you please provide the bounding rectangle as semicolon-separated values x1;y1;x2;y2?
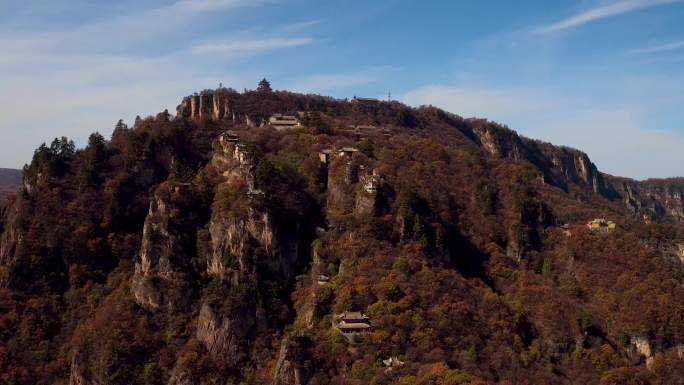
1;86;684;384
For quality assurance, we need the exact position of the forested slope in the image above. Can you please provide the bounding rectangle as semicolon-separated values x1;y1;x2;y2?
1;85;684;385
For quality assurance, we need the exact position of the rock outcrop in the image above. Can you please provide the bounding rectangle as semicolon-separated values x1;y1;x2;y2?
631;336;655;367
166;371;195;385
272;336;313;385
177;90;233;120
194;133;313;365
465;119;684;222
468;120;611;196
608;177;684;221
68;352;108;385
207;135;300;282
0;202;21;270
196;303;254;364
206;209;276;285
326;149;375;216
354;168;380;216
130;183;198;311
471;121;525;161
68;356;88;385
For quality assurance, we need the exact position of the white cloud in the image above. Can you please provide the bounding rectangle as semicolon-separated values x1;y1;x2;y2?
192;37;313;55
169;0;272;13
280;20;321;32
628;40;684;55
0;0;297;168
535;0;682;34
401;84;555;120
286;74;378;94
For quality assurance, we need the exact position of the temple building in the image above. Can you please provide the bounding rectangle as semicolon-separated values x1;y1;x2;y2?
335;311;372;342
587;218;616;233
269;114;301;130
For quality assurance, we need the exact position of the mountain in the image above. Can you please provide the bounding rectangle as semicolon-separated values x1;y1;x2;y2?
1;86;684;385
0;168;22;201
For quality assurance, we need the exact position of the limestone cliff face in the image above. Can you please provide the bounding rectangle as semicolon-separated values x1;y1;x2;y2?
166;371;194;385
211;138;256;190
326;151;375;217
354;169;380;217
0;202;22;270
176;89;261;127
609;177;684;221
196;303;254;365
545;149;606;194
194;133;310;365
206;208;276;285
206;136;293;282
130;183;197;310
22;171;49;196
272;336;313;385
68;352;109;385
505;198;549;262
177;90;233;120
631;336;655;367
469;121;611;196
471;122;525;161
465;119;684;222
68;356;90;385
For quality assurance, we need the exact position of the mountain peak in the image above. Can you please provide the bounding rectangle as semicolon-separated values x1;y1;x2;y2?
2;87;684;384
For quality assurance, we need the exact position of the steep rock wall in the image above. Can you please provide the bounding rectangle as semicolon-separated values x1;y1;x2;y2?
464;119;684;222
0;201;22;269
130;183;197;310
609;177;684;220
271;336;313;385
177;90;233;120
196;303;254;365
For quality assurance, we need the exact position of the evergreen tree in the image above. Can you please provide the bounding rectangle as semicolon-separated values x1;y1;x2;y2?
50;137;75;160
78;133;107;190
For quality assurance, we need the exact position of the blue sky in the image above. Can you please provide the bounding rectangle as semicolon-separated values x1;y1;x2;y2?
1;0;683;179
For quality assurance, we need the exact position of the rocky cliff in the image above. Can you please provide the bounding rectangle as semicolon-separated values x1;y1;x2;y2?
0;201;22;272
271;336;313;385
131;182;201;311
608;177;684;220
177;90;233;121
464;118;684;222
3;86;684;385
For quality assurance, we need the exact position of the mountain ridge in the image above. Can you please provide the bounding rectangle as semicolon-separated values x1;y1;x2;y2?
1;85;684;385
177;87;684;223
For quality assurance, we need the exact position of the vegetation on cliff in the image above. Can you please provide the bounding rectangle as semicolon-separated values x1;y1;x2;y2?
1;85;684;385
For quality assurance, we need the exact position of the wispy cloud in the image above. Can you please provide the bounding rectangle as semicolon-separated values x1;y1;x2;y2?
286;73;376;93
281;20;321;32
401;84;555;119
628;40;684;55
0;0;286;168
192;37;313;54
534;0;682;35
169;0;273;12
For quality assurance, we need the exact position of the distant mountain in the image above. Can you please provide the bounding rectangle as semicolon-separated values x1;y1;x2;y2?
2;86;684;385
0;168;21;200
